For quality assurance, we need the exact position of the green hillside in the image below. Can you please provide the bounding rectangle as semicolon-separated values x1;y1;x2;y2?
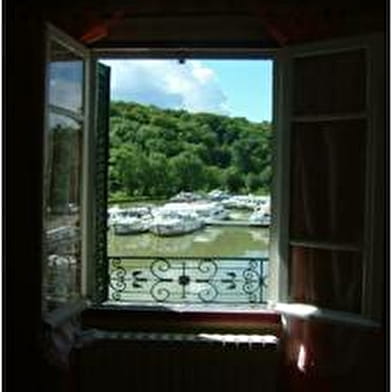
109;101;273;200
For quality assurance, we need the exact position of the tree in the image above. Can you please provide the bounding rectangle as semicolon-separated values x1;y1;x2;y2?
145;153;173;196
109;145;146;197
224;166;244;193
204;165;224;190
48;124;80;212
169;151;205;192
108;100;273;198
245;173;263;192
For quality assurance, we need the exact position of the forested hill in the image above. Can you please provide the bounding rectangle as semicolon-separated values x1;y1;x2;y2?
109;101;273;200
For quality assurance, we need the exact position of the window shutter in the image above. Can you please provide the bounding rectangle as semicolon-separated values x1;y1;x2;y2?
273;35;385;321
93;63;111;303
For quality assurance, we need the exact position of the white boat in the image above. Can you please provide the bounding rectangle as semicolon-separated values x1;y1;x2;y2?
108;205;121;226
149;210;204;236
207;189;230;201
249;209;271;226
159;201;229;223
191;202;229;223
111;207;153;234
170;191;203;202
252;195;271;209
222;194;271;210
113;216;151;235
248;198;271;226
222;195;254;209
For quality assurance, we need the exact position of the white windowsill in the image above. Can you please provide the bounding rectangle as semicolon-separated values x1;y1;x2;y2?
274;303;381;329
100;300;277;314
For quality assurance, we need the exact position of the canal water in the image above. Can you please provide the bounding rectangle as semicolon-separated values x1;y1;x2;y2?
108;208;270;258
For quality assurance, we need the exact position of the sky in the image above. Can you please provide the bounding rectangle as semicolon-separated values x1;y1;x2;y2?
99;59;272;123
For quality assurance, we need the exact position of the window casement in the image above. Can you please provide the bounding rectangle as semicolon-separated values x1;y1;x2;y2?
42;23;384;326
42;25;112;314
270;34;385;324
42;25;90;313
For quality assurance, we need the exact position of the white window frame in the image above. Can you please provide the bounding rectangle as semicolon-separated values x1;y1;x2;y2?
93;48;279;308
43;24;94;313
271;33;385;323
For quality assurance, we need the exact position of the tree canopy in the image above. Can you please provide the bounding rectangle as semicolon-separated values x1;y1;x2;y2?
109;101;273;200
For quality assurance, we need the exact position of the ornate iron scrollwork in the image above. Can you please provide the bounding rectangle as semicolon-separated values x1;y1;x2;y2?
108;256;268;304
197;284;219;302
109;258;127;301
150;281;172;302
150;258;173;280
198;258;218;280
242;260;263;303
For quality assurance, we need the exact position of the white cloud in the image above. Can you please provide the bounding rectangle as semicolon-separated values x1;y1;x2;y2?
49;62;84;112
99;59;229;115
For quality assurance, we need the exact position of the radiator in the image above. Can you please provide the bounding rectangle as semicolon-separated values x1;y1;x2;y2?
73;331;280;392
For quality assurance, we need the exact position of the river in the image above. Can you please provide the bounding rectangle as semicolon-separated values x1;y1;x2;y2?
107;208;270;258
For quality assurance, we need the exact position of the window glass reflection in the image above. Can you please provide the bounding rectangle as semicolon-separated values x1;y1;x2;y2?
43;112;83;309
49;41;84;113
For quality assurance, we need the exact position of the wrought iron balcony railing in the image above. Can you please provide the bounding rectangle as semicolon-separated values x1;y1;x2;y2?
109;256;268;304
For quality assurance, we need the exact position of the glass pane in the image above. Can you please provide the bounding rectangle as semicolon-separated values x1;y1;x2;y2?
48;40;84;113
43;112;83;311
290;120;366;243
293;50;366;115
290;246;362;313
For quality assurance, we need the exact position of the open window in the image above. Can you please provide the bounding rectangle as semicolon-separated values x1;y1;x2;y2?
42;25;111;313
102;58;273;307
42;23;384;324
271;34;385;323
42;25;90;313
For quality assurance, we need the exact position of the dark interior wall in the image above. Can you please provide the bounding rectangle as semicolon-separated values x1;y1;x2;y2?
73;335;280;392
5;3;47;391
279;316;386;392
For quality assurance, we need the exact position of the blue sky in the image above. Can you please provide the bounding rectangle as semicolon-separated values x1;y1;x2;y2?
100;59;272;123
201;60;272;122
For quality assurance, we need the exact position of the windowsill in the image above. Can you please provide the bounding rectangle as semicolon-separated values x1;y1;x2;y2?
81;302;282;335
43;300;382;336
101;300;275;313
274;303;382;329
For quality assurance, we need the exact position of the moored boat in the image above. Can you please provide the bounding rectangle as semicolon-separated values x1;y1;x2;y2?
110;207;153;234
159;201;229;223
249;208;271;227
113;215;151;235
149;210;204;236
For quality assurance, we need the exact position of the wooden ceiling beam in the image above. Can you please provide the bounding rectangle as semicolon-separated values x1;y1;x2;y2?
93;15;271;43
41;0;385;48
